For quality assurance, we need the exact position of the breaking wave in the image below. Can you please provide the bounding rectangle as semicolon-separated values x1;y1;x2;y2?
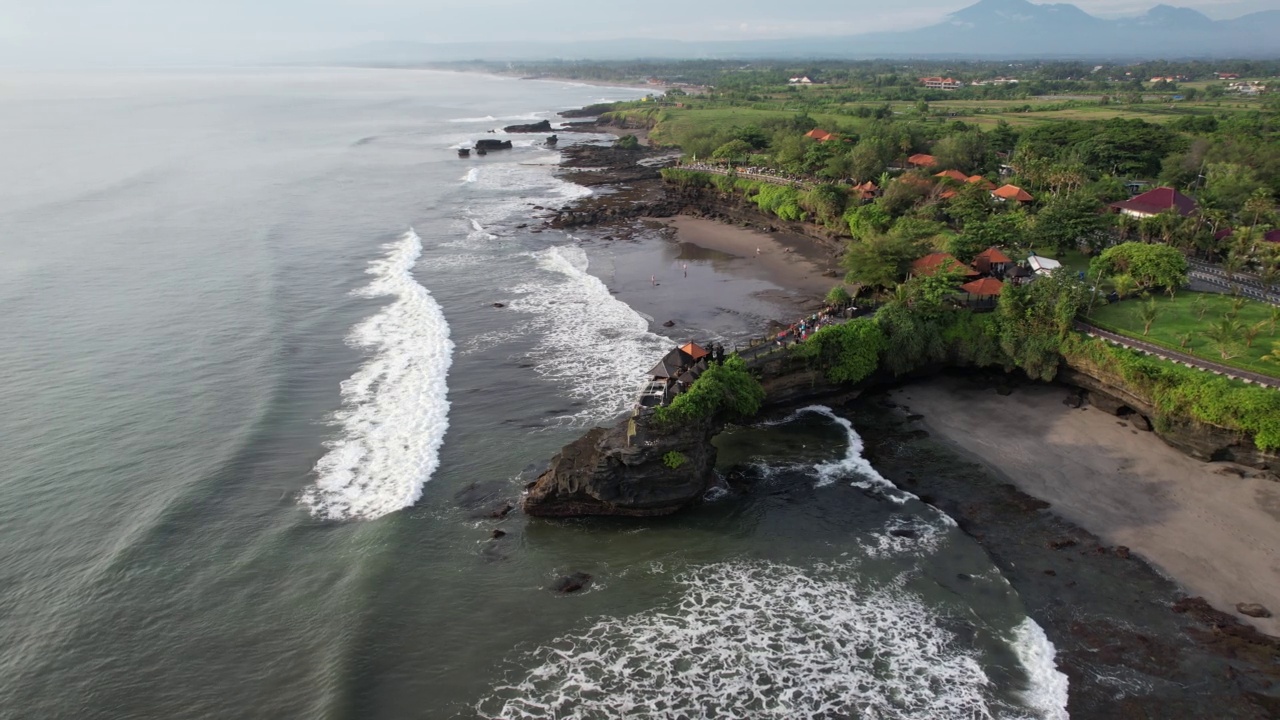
477;560;1003;719
301;229;454;521
509;245;669;424
1010;618;1071;720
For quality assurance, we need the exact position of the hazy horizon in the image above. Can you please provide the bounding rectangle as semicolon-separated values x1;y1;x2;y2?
1;0;1277;67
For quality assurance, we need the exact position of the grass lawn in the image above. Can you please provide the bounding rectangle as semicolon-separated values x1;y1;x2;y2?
1086;291;1280;378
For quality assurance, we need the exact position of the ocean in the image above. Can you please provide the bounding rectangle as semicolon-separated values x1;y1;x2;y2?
0;67;1067;719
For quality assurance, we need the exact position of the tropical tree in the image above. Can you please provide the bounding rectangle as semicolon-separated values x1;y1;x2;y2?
1260;342;1280;365
1201;315;1245;359
1177;332;1192;349
1270;306;1280;336
1091;242;1188;297
1243;187;1275;238
1138;298;1160;335
1112;273;1138;300
1243;320;1268;349
1191;292;1210;320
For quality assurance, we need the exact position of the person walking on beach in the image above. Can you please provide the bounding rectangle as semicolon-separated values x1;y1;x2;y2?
682;263;688;278
651;274;656;286
756;247;761;257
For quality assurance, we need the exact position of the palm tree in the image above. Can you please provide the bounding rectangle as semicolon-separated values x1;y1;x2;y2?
1261;341;1280;365
1270;305;1280;336
1177;332;1192;349
1139;298;1160;335
1230;294;1248;317
1191;292;1210;320
1244;188;1275;239
1201;315;1245;360
1243;320;1268;349
1222;251;1246;285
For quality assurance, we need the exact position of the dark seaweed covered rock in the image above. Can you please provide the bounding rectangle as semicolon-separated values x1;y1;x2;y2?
503;119;552;133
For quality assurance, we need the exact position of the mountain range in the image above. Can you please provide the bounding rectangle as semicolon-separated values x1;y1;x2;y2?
321;0;1280;63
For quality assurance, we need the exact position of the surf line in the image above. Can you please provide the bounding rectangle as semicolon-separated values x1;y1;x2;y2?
301;228;454;521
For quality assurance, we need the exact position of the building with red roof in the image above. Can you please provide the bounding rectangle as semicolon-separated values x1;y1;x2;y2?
1109;186;1198;218
852;181;879;200
960;277;1005;296
966;175;996;190
804;129;835;142
907;153;937;169
934;169;969;183
971;247;1012;275
912;252;978;278
991;184;1034;203
920;77;963;90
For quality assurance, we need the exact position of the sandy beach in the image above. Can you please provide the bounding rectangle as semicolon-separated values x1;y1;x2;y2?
891;376;1280;636
665;216;841;299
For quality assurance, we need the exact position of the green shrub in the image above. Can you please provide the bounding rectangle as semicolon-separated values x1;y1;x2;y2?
662;451;687;469
794;317;887;383
653;355;765;428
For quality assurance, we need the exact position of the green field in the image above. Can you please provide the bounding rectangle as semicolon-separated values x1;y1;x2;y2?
1086;291;1280;378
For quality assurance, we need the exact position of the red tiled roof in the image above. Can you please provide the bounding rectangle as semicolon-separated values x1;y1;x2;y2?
912;252;978;277
680;342;709;361
992;184;1033;202
974;247;1012;264
934;169;969;182
939;190;958;200
805;129;835;142
907;153;937;168
960;277;1005;296
1109;186;1197;217
966;175;996;189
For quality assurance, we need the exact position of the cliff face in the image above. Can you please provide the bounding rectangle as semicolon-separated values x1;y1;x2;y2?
522;415;723;517
1060;362;1278;470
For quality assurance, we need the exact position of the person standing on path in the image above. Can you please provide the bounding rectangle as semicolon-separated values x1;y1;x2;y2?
682;263;688;277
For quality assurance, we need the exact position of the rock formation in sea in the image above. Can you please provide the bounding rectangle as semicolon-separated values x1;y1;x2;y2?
502;119;553;133
474;139;513;151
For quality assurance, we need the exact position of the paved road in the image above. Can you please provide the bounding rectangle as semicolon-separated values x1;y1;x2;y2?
1074;321;1280;389
1187;259;1280;306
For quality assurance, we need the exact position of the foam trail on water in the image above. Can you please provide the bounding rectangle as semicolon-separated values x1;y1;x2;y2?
462;168;479;184
1010;618;1071;720
301;229;454;521
510;246;669;424
477;560;998;719
793;405;913;504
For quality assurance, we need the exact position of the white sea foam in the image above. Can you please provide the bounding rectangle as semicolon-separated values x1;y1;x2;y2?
509;245;669;423
477;560;999;719
794;405;911;503
462;168;479;184
300;229;454;521
1010;618;1071;720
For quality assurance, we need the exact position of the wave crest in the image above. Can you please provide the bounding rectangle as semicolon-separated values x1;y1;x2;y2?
301;229;454;521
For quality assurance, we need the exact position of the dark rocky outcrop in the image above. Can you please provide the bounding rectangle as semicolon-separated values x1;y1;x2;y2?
474;139;513;151
550;572;593;594
523;414;722;517
503;119;553;133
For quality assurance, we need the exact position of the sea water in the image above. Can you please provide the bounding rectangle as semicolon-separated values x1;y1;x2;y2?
0;68;1067;719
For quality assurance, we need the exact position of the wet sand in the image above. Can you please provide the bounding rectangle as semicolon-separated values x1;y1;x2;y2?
664;216;841;299
892;376;1280;636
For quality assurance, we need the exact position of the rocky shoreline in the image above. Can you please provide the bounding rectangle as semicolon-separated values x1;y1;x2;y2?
535;111;1280;717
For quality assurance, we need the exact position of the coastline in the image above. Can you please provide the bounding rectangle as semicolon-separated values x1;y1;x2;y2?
890;376;1280;637
541;106;1280;714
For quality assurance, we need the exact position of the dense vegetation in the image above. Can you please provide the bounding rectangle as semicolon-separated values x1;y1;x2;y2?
599;60;1280;450
653;355;765;427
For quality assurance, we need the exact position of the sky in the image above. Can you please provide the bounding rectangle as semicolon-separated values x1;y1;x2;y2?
0;0;1273;66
